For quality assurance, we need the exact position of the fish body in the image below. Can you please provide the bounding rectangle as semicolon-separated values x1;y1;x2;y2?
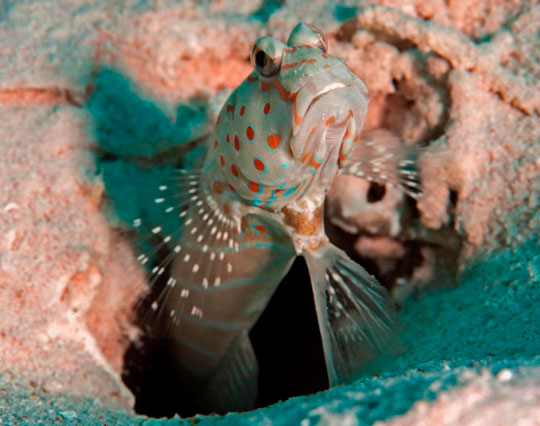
139;23;416;414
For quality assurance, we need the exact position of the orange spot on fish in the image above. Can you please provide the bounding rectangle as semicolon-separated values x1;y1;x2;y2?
339;152;349;163
324;64;331;70
344;128;350;138
223;203;231;214
284;47;298;54
226;134;230;143
212;181;224;194
293;100;302;125
226;104;234;113
267;134;281;149
240;105;245;116
274;81;295;102
300;58;316;64
247;75;256;83
214;139;218;149
264;103;271;115
248;181;260;193
254;224;267;233
325;116;335;126
322;53;328;58
253;158;265;171
220;155;225;167
309;155;322;169
261;82;268;92
246;126;255;140
282;62;299;70
234;135;240;151
231;164;239;177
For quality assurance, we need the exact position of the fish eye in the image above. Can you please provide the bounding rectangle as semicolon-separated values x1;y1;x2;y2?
251;37;283;78
305;23;328;52
287;22;329;53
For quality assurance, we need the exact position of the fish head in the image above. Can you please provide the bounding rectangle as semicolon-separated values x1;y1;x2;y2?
214;23;368;209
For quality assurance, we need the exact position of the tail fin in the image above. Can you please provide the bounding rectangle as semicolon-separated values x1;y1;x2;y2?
303;240;397;386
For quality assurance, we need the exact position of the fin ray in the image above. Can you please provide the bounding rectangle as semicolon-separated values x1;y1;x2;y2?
339;129;423;199
130;167;240;335
201;332;258;414
304;240;397;386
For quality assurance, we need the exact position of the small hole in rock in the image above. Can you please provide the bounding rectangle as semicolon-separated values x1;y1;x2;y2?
122;256;328;418
449;189;458;206
367;182;386;203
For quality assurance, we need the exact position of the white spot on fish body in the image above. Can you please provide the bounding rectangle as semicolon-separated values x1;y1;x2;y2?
191;306;203;318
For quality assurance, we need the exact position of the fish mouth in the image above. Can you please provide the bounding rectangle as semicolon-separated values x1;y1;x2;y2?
290;81;368;163
292;69;367;136
304;82;347;113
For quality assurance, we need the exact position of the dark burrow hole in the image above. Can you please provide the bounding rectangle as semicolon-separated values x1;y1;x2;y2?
122;257;328;418
366;182;386;203
449;189;458;207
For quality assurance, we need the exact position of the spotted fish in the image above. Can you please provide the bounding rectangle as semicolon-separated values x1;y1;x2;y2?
135;23;421;414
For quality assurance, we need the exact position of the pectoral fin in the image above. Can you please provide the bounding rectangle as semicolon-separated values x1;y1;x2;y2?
303;240;397;386
339;129;422;198
201;332;258;414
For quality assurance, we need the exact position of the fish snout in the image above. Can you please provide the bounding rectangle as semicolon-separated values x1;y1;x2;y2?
290;74;368;164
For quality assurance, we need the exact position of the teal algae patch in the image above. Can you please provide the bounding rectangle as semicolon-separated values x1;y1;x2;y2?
363;237;540;378
87;68;207;159
2;238;538;424
88;67;209;240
